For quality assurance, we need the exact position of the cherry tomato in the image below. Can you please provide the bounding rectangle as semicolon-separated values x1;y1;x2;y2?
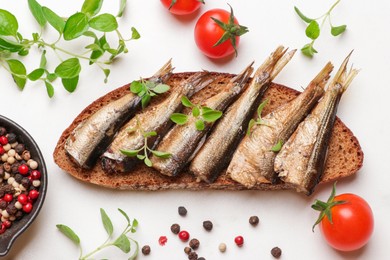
160;0;204;15
312;183;374;251
194;5;248;59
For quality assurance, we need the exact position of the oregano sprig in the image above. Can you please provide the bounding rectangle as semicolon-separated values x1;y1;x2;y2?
247;99;268;136
0;0;140;97
120;119;171;167
295;0;346;57
130;78;170;108
56;208;139;260
170;96;223;131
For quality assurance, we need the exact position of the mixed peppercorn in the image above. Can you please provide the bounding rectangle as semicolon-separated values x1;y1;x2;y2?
0;126;42;235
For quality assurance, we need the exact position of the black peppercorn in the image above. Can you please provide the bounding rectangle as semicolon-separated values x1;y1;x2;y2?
141;245;151;255
271;246;282;258
249;215;260;226
15;143;25;154
21;177;31;189
0;200;7;210
178;206;187;216
6;203;18;215
11;162;20;174
203;220;213;231
0;127;7;136
189;238;200;250
14;173;23;183
170;223;180;234
188;251;198;260
184;246;192;255
7;133;17;143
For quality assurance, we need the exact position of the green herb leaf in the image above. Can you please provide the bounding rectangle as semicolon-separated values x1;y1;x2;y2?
82;30;98;39
331;25;347;36
113;234;131;253
45;81;55;98
56;224;80;245
270;140;283;152
89;14;118;32
192;106;200;117
128;240;139;260
39;50;47;68
0;9;19;36
202;110;223;122
63;12;89;40
301;43;318;58
144;157;152;167
144;131;157;138
46;72;58;82
141;94;151;108
118;208;130;225
152;83;170;94
120;149;139;157
81;0;103;17
27;68;45;81
137;154;145;160
131;219;139;230
103;69;110;83
130;81;143;94
201;107;213;113
181;96;193;108
294;6;314;23
100;208;114;236
42;7;66;34
0;37;23;52
195;120;205;131
28;0;46;27
246;119;256;136
117;0;127;17
6;59;27;90
131;27;140;40
62;76;79;93
55;58;81;79
257;99;268;117
170;113;188;125
151;150;171;159
305;21;320;40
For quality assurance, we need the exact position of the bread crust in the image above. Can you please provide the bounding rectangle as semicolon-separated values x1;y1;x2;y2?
53;72;364;191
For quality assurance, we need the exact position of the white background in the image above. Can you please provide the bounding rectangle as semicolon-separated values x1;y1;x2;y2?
1;0;389;259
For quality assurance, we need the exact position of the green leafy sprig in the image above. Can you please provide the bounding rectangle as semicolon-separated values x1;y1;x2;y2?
0;0;140;97
56;208;139;260
130;78;170;108
247;100;268;136
270;139;283;152
170;96;223;131
120;119;171;167
295;0;346;57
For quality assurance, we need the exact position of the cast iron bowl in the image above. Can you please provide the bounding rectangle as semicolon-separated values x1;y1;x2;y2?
0;115;47;256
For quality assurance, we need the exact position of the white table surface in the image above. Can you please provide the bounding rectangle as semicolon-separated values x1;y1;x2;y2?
1;0;389;259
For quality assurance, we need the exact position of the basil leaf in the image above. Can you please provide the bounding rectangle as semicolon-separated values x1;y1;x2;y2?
181;96;193;107
0;37;23;53
130;81;144;94
28;0;46;27
170;113;188;125
151;150;171;159
131;219;139;230
56;224;80;245
63;12;89;40
100;208;114;236
305;21;320;40
103;69;110;83
294;6;314;23
137;154;145;160
45;81;54;98
201;107;213;113
6;59;27;90
117;0;127;17
152;83;170;94
301;43;317;58
131;27;140;40
331;25;347;36
89;14;118;32
55;58;81;79
202;110;223;122
195;120;205;131
144;157;152;167
62;76;79;93
141;94;151;108
192;106;200;117
118;208;130;225
42;7;65;34
113;234;131;253
144;131;157;138
120;149;139;157
0;9;19;36
27;68;45;81
81;0;103;17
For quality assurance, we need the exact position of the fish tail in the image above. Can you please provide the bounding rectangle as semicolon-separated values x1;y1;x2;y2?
151;59;174;83
270;49;297;80
310;62;334;90
231;61;255;86
185;71;213;97
329;51;359;94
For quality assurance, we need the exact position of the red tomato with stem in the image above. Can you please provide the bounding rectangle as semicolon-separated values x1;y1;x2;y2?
312;183;374;251
194;5;248;59
161;0;204;15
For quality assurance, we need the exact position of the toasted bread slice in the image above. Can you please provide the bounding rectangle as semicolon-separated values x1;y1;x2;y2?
53;72;364;191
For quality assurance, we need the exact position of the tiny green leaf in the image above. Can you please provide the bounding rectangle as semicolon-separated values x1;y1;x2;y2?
246;119;256;136
28;0;47;27
55;58;81;79
46;72;58;82
120;149;139;157
144;157;152;167
81;0;103;17
18;48;29;56
152;83;170;94
257;99;268;117
113;234;131;253
27;68;45;81
83;30;98;39
132;219;139;230
45;81;55;98
117;0;127;17
192;106;200;117
39;50;47;68
181;96;193;108
128;240;139;260
0;37;23;53
301;43;318;58
42;7;66;34
141;94;151;108
100;208;114;236
270;140;283;152
63;12;89;40
331;25;347;36
89;14;118;32
0;9;19;36
62;76;79;93
201;107;213;113
195;120;205;131
131;27;140;40
144;131;157;138
202;110;223;122
151;150;171;159
118;208;130;225
103;69;110;83
305;21;320;40
137;154;145;160
6;59;27;90
294;6;314;23
130;81;143;94
56;224;80;245
170;113;188;125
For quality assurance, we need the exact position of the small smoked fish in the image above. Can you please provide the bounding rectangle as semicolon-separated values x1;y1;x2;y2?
275;53;358;195
228;62;334;187
189;46;296;183
64;60;173;168
151;63;254;176
101;71;213;173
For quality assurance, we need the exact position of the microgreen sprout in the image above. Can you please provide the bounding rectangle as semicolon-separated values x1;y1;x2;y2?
130;78;170;108
270;139;283;152
56;208;139;260
120;119;171;167
247;99;269;136
295;0;346;57
0;0;140;97
170;96;223;131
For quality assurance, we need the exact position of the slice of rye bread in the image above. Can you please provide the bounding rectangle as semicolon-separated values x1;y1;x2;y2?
53;72;364;191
